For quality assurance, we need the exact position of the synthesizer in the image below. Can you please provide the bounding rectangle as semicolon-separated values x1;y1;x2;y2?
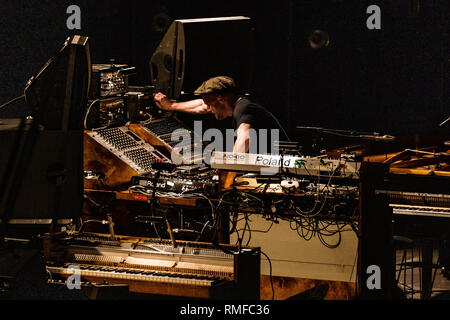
210;151;361;179
130;167;219;196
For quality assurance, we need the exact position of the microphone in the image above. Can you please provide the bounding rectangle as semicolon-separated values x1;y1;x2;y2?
359;134;396;142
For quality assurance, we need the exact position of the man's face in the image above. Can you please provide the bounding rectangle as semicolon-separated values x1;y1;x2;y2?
202;93;229;120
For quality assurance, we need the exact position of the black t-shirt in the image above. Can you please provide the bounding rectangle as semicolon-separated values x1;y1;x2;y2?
231;96;284;154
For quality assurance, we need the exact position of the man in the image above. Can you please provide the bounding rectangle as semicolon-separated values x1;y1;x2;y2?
153;76;285;154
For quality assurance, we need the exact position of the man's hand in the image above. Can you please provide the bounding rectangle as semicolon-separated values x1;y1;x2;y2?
153;92;174;111
153;93;209;114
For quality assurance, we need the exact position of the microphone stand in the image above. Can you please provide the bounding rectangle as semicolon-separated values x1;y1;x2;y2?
296;126;397;142
439;115;450;147
149;167;177;249
296;126;383;138
439;115;450;127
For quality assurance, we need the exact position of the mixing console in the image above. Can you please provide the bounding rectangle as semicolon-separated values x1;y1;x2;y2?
87;127;169;174
142;118;204;164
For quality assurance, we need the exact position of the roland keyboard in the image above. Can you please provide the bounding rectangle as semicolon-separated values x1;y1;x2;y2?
210;151;361;179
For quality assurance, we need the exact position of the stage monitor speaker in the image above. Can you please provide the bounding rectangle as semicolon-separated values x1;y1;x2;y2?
150;16;254;99
0;35;90;234
0;119;83;227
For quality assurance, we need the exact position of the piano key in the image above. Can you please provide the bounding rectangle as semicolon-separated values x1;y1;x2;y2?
390;204;450;218
49;265;217;287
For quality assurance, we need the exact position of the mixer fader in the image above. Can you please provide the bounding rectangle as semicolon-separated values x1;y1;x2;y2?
142;118;204;164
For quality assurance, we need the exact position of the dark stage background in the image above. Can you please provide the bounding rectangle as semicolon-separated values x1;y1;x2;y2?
0;0;448;150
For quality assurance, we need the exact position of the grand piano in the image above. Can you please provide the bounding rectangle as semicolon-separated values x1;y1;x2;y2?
358;136;450;299
41;231;260;299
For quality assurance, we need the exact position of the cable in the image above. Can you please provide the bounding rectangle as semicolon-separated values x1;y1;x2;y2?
130;173;359;250
139;114;153;125
244;214;252;246
195;220;211;242
267;110;291;142
0;94;25;110
260;251;275;300
248;220;275;234
83;98;99;129
317;225;342;249
349;246;358;283
78;219;109;233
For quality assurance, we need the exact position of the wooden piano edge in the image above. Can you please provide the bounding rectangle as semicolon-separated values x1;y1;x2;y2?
388;167;450;177
363;149;450;177
49;272;236;300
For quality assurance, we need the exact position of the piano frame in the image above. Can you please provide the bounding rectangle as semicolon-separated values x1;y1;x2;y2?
41;232;261;300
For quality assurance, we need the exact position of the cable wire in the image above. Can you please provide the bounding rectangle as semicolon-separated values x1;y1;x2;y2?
261;250;275;300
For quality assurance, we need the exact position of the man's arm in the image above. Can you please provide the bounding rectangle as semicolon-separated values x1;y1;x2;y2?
154;92;210;114
233;123;251;153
